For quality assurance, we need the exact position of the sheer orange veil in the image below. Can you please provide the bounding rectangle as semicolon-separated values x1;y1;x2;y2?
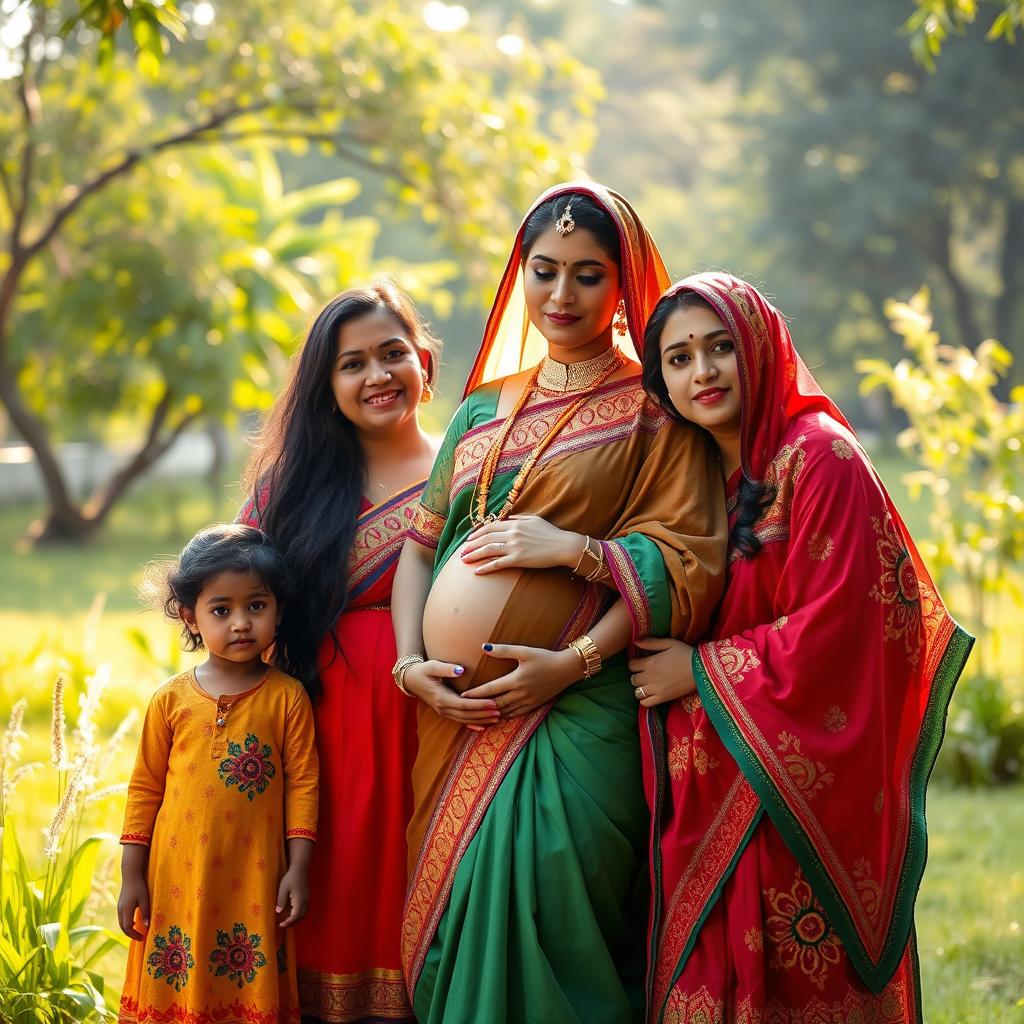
463;181;671;397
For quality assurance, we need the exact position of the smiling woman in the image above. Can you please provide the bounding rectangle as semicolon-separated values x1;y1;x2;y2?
238;283;441;1023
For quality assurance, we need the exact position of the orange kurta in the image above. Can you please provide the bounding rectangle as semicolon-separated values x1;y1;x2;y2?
119;668;318;1024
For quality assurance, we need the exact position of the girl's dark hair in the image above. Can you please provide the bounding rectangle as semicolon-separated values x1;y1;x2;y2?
642;289;775;560
241;283;441;699
143;523;289;651
521;192;622;267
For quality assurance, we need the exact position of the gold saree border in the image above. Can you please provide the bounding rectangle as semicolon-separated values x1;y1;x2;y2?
348;483;424;599
298;967;412;1022
651;774;762;1016
400;708;550;996
448;380;666;499
400;590;601;998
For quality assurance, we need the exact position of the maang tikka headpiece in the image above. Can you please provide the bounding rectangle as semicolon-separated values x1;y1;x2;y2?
555;200;576;237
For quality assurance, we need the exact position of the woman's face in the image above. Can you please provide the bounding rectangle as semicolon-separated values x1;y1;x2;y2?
523;226;622;353
658;303;741;436
331;309;427;436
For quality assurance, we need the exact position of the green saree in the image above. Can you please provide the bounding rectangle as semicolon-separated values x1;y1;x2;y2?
402;376;727;1024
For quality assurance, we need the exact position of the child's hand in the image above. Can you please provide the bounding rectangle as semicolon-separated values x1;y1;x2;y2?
276;866;309;928
117;876;151;941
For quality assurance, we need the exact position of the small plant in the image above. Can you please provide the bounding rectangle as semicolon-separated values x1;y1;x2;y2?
858;288;1024;785
0;672;135;1022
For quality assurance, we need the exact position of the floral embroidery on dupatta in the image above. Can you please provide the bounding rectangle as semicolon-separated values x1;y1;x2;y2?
776;732;834;800
765;870;842;991
709;639;761;684
868;513;924;666
730;435;808;561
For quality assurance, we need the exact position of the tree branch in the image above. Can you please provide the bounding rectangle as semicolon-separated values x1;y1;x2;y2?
84;389;204;526
211;128;416;189
21;98;282;261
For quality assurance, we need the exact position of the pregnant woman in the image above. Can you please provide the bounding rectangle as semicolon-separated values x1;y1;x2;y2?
391;183;728;1024
240;284;440;1023
635;273;972;1022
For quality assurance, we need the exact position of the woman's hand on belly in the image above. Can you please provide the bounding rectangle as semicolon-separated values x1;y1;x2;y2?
404;660;502;728
459;643;583;718
462;515;585;575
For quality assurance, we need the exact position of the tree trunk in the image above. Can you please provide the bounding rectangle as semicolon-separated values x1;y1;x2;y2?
996;197;1024;393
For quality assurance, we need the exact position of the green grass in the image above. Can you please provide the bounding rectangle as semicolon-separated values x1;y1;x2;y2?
917;786;1024;1022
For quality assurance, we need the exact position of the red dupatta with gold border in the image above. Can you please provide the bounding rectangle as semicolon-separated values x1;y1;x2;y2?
643;273;972;1018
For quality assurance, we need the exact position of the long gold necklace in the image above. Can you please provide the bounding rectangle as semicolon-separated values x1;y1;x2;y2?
470;349;625;525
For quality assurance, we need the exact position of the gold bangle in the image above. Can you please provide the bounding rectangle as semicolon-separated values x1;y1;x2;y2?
567;635;602;679
392;654;424;696
571;536;591;576
583;539;605;582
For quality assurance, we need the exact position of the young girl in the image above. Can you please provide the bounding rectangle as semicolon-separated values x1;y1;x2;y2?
635;273;972;1022
118;523;318;1024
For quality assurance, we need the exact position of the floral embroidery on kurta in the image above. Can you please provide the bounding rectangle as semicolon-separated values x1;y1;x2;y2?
146;926;194;991
208;923;268;987
218;733;276;800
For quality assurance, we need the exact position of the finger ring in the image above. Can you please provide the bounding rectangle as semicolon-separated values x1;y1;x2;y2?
634;686;647;700
497;541;508;548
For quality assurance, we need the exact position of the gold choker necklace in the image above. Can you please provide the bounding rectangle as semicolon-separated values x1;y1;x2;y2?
537;347;624;393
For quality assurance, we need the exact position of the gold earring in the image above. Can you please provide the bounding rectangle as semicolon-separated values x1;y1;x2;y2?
420;378;433;404
613;300;628;337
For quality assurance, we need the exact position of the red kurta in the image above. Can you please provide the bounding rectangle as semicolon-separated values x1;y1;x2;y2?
641;274;972;1023
240;484;422;1023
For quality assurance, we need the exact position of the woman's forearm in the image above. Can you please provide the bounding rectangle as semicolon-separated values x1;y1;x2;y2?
586;599;633;660
392;538;435;658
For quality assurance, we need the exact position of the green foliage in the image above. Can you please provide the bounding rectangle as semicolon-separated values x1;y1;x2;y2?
906;0;1024;69
0;0;599;539
0;673;132;1021
609;0;1024;411
859;287;1024;783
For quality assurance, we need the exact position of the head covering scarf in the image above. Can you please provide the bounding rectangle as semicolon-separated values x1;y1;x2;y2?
464;181;670;396
645;272;973;1010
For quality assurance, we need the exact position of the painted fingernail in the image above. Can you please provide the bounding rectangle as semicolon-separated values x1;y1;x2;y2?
482;643;493;652
453;666;464;675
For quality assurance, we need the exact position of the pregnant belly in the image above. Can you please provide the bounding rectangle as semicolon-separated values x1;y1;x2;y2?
422;554;522;685
422;553;589;690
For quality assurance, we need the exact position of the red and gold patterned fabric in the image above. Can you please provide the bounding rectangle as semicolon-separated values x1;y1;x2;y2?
240;484;424;1022
119;668;318;1023
643;273;973;1022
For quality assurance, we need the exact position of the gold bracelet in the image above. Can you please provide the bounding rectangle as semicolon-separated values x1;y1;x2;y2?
583;538;604;582
392;654;424;696
567;635;602;679
571;536;591;576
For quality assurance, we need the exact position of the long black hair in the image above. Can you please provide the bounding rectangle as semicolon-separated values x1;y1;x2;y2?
142;524;289;651
642;289;775;560
521;191;622;268
242;284;441;698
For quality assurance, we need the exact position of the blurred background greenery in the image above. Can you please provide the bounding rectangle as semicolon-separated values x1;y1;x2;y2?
0;0;1022;1020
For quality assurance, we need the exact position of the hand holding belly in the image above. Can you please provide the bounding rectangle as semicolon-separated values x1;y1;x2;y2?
459;642;583;718
403;659;502;730
462;515;585;576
